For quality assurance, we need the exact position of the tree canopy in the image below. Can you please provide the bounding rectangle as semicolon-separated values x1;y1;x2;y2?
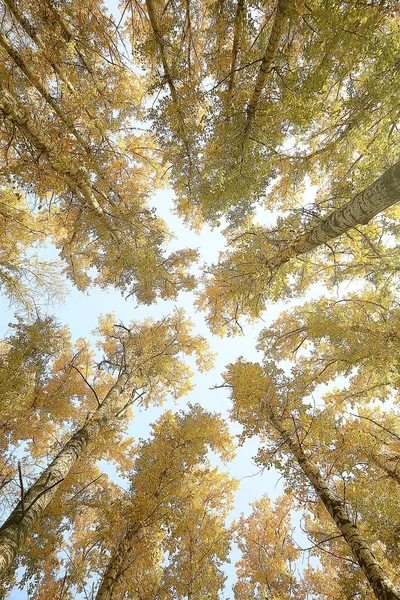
1;0;400;598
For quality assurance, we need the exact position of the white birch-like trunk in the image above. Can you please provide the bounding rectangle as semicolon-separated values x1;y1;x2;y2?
0;81;118;241
268;158;400;269
243;0;289;136
0;372;129;579
95;524;139;600
144;0;193;176
265;408;400;600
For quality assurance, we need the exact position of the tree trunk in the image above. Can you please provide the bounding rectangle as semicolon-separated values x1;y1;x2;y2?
268;157;400;270
95;524;140;600
243;0;289;137
145;0;193;180
0;372;129;579
226;0;244;105
264;408;400;600
0;81;117;241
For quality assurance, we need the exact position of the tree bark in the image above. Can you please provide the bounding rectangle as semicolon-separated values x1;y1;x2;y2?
263;407;400;600
226;0;244;105
144;0;194;180
243;0;289;137
95;524;140;600
0;81;117;241
0;372;129;579
267;157;400;270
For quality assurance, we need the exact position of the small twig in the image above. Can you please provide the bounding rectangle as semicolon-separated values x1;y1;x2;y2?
350;413;400;442
25;478;65;513
18;461;25;516
301;533;343;552
69;363;101;406
68;475;103;503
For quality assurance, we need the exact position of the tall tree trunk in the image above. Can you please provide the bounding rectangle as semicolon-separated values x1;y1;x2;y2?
0;81;117;241
243;0;289;137
0;372;129;579
95;524;140;600
267;157;400;270
144;0;194;184
263;407;400;600
226;0;244;105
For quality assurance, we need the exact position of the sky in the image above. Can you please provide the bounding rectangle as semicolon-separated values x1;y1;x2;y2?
1;181;325;598
0;0;324;593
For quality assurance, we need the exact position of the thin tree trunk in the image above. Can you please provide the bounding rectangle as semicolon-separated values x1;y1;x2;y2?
226;0;244;105
0;81;117;241
95;524;140;600
243;0;289;137
264;407;400;600
95;440;184;599
267;157;400;270
0;372;129;579
145;0;178;104
3;0;76;94
144;0;193;181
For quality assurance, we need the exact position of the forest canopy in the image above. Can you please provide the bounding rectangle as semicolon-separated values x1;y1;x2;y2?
0;0;400;598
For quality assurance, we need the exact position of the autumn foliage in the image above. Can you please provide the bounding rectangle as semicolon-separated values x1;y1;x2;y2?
1;0;400;599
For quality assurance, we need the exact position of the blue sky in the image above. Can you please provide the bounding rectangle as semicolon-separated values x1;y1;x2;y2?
2;185;298;598
0;0;325;591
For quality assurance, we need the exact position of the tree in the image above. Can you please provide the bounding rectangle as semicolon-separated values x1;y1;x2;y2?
224;359;400;599
0;310;211;579
199;159;400;333
234;493;300;600
3;0;400;597
301;491;397;600
16;407;235;600
0;316;79;515
0;0;197;302
125;0;208;227
124;0;400;226
159;467;234;600
94;405;234;600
